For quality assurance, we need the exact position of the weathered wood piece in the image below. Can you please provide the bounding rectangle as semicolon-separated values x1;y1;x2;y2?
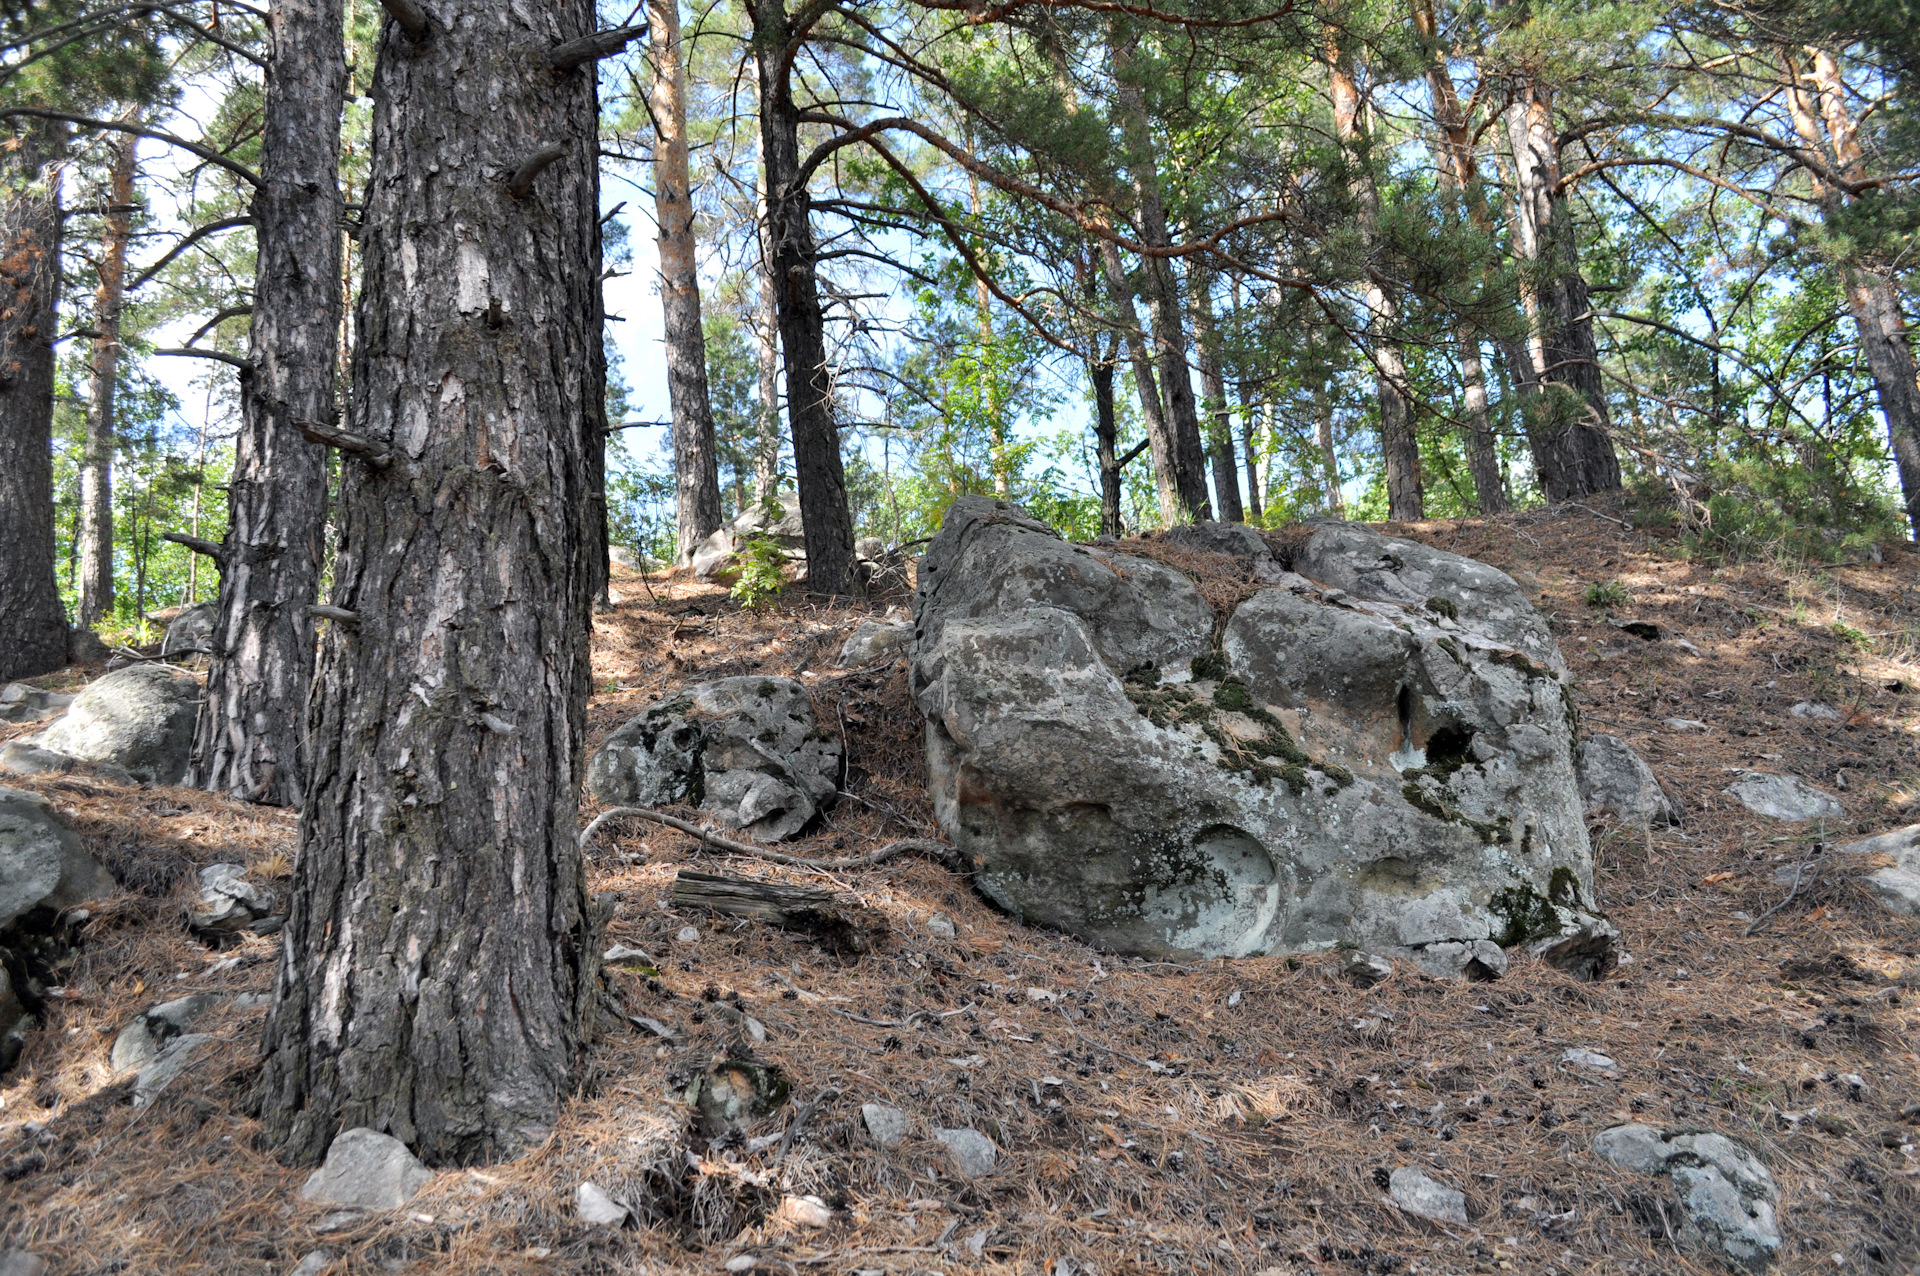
671;870;885;955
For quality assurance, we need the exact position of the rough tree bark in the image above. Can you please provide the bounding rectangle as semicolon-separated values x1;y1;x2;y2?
1099;238;1181;526
1414;0;1509;515
751;78;782;506
1503;79;1622;501
1238;381;1263;523
1328;39;1422;521
1091;345;1123;536
256;0;602;1165
77;131;137;627
192;0;342;808
1189;269;1242;522
751;0;855;594
1111;25;1209;521
0;126;70;680
647;0;721;564
1785;48;1920;536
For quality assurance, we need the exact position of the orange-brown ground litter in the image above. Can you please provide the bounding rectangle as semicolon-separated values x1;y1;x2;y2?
2;500;1917;1275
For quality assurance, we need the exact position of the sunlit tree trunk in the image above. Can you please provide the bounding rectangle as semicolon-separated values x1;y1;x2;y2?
1099;238;1180;527
752;86;782;506
77;130;136;627
647;0;721;564
194;0;342;808
256;0;601;1165
1190;268;1242;522
0;125;69;679
1091;349;1123;537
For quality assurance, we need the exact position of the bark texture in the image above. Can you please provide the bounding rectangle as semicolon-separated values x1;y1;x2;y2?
256;0;602;1165
77;132;137;627
1099;238;1180;526
1190;271;1242;522
751;82;782;506
648;0;721;564
1503;82;1622;501
1090;348;1123;536
753;0;855;594
1328;43;1422;521
0;127;69;680
1111;26;1209;521
193;0;343;808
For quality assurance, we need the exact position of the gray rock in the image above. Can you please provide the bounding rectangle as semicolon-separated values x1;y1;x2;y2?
299;1128;434;1210
1725;772;1843;823
585;677;841;842
0;683;74;725
1405;939;1507;981
132;1032;217;1107
910;497;1610;971
161;602;218;657
32;664;200;785
0;786;112;927
288;1250;333;1276
925;911;956;940
861;1102;909;1148
934;1126;997;1177
1577;735;1680;828
1593;1125;1778;1271
1159;520;1273;562
1828;824;1920;917
1561;1047;1618;1072
1342;950;1394;987
0;1250;48;1276
67;628;108;665
190;863;278;934
111;992;224;1072
575;1182;629;1226
838;619;912;668
1388;1167;1469;1225
1789;701;1841;722
692;493;807;581
0;741;135;785
1664;717;1710;732
609;545;642;571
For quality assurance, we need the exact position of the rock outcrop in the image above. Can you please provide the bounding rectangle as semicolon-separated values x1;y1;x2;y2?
585;677;841;841
0;788;111;1071
160;602;217;657
690;493;806;582
1594;1124;1780;1270
909;498;1613;975
30;664;200;785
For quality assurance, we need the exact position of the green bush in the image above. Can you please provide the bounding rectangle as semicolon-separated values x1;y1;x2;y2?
1583;579;1632;609
728;535;788;609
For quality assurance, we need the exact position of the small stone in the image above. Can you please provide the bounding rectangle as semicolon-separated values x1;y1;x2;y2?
1724;772;1843;823
838;620;911;668
299;1128;434;1211
926;912;955;940
1790;701;1842;721
1387;1167;1468;1225
1342;950;1393;988
190;863;279;934
574;1182;628;1226
309;1211;363;1235
676;926;700;944
862;1102;909;1148
602;944;654;965
775;1194;834;1229
0;1250;48;1276
934;1126;997;1177
724;1257;757;1273
132;1032;217;1107
1664;717;1710;732
1561;1047;1618;1072
288;1250;334;1276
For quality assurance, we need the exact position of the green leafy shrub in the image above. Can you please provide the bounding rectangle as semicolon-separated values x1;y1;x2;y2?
1583;579;1632;609
728;535;788;609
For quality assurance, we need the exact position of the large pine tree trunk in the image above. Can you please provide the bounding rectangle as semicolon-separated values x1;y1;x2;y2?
0;126;69;680
648;0;721;564
1099;239;1181;526
256;0;601;1165
1503;84;1621;501
1328;44;1422;521
1111;27;1210;522
1190;271;1243;522
193;0;343;808
77;132;136;627
752;0;855;594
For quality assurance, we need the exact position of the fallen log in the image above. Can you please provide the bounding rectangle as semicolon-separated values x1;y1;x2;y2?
670;869;887;956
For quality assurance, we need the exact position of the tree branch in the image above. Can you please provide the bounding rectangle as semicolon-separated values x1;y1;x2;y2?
154;346;252;371
161;531;227;562
550;23;646;73
506;144;566;198
127;215;253;291
0;108;263;189
295;419;391;467
378;0;429;38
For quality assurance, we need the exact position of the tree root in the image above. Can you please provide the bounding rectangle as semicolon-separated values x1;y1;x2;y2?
578;804;958;872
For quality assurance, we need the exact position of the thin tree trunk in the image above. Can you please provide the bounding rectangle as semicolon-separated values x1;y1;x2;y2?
1316;380;1343;516
751;81;782;506
751;0;854;594
256;0;600;1165
77;131;137;627
0;125;69;679
1091;347;1123;536
194;0;343;808
1189;268;1242;522
648;0;721;564
1238;380;1263;522
1328;40;1422;521
1457;336;1507;512
1111;25;1209;521
1099;239;1180;526
1502;81;1622;501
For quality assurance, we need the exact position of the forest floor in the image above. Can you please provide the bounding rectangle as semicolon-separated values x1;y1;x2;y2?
2;493;1918;1276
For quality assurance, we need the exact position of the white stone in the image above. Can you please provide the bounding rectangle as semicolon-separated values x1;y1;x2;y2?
775;1194;834;1228
1725;772;1843;822
1789;701;1842;721
934;1126;997;1177
1577;735;1680;828
575;1182;628;1226
1387;1167;1468;1225
925;912;955;940
838;620;912;668
288;1251;334;1276
0;1250;48;1276
861;1102;909;1148
0;786;112;928
1561;1047;1618;1072
299;1128;434;1210
132;1032;217;1107
676;926;700;944
1664;717;1710;732
1830;824;1920;918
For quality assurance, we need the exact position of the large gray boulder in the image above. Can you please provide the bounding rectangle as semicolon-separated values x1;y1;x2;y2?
160;602;218;657
910;497;1612;973
0;684;74;726
690;493;806;582
32;664;200;785
1577;734;1680;828
1594;1125;1779;1270
585;677;841;841
0;786;112;927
